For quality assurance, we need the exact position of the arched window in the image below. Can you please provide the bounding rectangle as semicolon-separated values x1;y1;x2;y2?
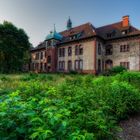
68;47;72;56
106;45;113;55
105;59;113;70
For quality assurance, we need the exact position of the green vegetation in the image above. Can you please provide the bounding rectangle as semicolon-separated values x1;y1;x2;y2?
0;72;140;140
103;66;127;76
0;21;30;73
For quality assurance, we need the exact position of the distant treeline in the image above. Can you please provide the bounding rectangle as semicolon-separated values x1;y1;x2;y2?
0;21;31;73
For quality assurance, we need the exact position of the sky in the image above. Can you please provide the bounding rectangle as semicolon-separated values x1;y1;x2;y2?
0;0;140;47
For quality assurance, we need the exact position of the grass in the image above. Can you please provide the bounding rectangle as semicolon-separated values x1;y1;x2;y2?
0;72;140;140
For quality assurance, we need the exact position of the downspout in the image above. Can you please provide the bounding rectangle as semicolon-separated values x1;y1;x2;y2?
94;39;97;74
139;38;140;71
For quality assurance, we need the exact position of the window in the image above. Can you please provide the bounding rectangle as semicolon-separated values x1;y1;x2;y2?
62;61;65;70
106;33;112;38
35;63;39;70
98;43;101;55
105;59;113;70
59;48;62;57
79;60;83;70
32;63;35;70
40;52;43;59
75;60;83;70
35;52;40;60
47;56;51;63
32;54;36;60
120;45;129;52
44;63;47;70
40;63;43;71
59;48;65;57
75;44;83;55
98;59;101;72
79;45;83;55
122;30;128;35
75;45;78;55
68;47;72;56
68;60;72;71
45;51;47;58
62;48;65;57
47;41;51;46
75;60;79;70
59;61;62;70
59;61;65;71
106;31;116;38
120;62;130;69
106;45;113;55
70;35;77;40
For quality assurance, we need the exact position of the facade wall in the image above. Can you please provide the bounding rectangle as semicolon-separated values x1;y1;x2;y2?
30;37;140;74
105;39;140;71
57;39;96;73
31;49;47;72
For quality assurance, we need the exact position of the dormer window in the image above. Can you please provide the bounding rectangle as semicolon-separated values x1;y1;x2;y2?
122;30;128;35
106;31;116;38
70;35;77;40
106;33;112;38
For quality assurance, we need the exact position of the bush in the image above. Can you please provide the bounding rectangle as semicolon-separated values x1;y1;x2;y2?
109;66;127;75
103;66;127;76
69;70;78;74
0;73;140;139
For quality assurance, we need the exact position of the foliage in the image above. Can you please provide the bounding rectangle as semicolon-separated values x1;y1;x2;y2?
0;73;140;139
103;66;127;76
0;21;30;73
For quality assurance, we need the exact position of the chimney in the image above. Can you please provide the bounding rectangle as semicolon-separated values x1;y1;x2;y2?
122;15;129;27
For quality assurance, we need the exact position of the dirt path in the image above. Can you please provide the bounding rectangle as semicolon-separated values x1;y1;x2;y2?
118;113;140;140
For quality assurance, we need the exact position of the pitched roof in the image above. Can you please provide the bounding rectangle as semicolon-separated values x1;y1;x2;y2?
30;42;46;52
59;22;96;43
30;20;140;51
96;21;140;40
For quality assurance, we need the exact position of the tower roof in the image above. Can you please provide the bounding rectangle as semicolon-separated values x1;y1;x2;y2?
67;16;72;30
46;24;63;40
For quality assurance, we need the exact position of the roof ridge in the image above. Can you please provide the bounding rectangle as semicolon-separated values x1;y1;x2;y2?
59;22;92;34
96;21;121;29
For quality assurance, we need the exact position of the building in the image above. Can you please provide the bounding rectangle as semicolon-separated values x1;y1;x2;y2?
30;16;140;74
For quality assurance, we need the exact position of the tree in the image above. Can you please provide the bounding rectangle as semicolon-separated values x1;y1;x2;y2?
0;21;30;73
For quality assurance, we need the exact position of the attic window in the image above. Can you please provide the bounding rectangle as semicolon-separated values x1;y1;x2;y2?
106;31;116;38
122;30;128;35
70;35;77;40
106;33;112;38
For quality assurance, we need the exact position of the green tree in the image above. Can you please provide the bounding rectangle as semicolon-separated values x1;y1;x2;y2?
0;21;30;73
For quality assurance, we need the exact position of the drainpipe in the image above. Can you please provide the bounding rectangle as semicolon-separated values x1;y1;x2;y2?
139;39;140;71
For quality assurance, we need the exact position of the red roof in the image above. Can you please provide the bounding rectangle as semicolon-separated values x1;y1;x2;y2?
96;21;139;39
59;22;96;43
31;21;140;51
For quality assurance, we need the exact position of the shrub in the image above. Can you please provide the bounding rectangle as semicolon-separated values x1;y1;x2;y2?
109;66;127;75
0;73;140;139
103;66;127;76
69;70;78;74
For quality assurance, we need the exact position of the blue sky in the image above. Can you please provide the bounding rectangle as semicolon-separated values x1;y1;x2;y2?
0;0;140;46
